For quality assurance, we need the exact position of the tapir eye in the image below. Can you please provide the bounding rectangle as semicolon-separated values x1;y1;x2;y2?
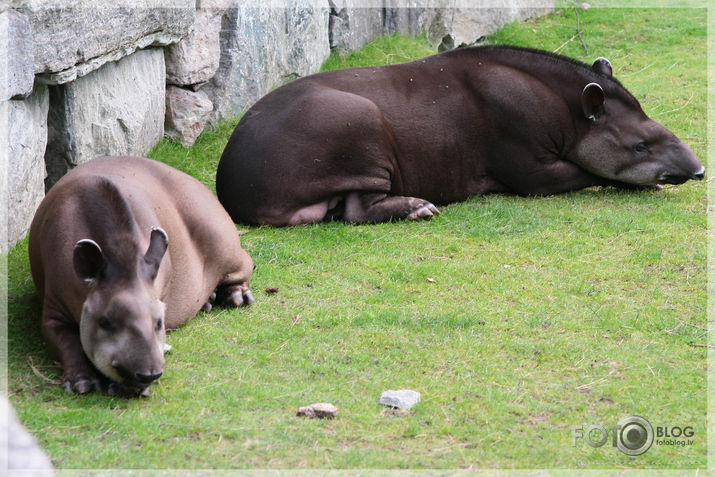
155;319;163;331
98;316;115;332
633;142;649;153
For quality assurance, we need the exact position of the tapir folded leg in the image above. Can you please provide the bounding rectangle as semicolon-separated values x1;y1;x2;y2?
342;192;440;223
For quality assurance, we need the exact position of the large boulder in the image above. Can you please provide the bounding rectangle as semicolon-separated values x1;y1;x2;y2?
329;1;384;53
3;84;49;253
165;8;223;87
44;48;166;189
165;85;213;147
204;4;330;121
1;9;35;101
20;2;195;85
450;5;554;47
386;1;555;50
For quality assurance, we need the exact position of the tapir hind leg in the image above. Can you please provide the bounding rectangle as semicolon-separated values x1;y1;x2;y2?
272;192;440;225
214;246;255;308
227;88;441;226
343;192;440;223
215;272;254;307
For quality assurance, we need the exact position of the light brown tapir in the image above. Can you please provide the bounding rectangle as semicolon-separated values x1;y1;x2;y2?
29;156;254;397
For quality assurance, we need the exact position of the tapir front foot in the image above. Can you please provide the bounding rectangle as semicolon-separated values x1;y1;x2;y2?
63;371;103;395
407;203;441;220
640;184;663;191
616;184;663;191
107;381;151;398
603;179;663;191
43;314;105;394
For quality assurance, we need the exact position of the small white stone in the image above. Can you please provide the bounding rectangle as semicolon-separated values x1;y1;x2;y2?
378;389;421;409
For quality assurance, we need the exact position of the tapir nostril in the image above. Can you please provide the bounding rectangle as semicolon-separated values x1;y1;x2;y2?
135;370;163;384
692;167;705;180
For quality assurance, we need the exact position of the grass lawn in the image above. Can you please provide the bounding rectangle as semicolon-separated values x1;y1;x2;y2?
5;7;707;469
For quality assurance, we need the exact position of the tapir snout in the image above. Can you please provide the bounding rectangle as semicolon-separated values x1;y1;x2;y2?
78;259;169;395
105;313;166;389
655;139;704;184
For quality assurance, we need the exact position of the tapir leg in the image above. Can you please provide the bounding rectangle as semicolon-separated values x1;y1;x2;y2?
214;247;254;308
282;192;440;225
490;146;625;195
41;310;103;394
343;192;440;223
220;87;441;226
215;272;254;307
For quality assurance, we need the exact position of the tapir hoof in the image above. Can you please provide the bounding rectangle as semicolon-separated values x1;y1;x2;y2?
201;292;217;312
64;377;102;395
407;203;440;221
228;289;254;307
214;286;253;308
107;382;151;398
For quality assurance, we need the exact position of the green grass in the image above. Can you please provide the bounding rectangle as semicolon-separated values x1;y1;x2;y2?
320;33;435;71
6;8;707;469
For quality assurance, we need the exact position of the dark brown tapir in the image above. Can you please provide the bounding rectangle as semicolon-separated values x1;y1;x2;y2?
29;156;254;396
216;45;704;225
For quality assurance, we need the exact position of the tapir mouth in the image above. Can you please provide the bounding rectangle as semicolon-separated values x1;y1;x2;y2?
112;360;164;388
657;166;705;185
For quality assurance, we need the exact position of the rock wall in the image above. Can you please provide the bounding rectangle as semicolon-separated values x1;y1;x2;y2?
329;2;384;53
5;85;49;251
2;0;554;252
164;6;223;145
44;47;166;188
203;4;331;123
29;5;195;85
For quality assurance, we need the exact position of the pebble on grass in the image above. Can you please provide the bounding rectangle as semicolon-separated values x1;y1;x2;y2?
297;402;338;419
378;389;421;409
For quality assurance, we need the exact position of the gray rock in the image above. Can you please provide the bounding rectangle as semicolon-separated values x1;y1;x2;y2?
3;84;49;253
384;5;426;38
20;2;194;84
1;397;54;471
378;389;421;409
1;9;35;101
205;5;330;121
165;8;222;87
297;402;339;419
197;0;234;9
383;1;456;51
44;48;165;189
165;85;214;147
450;6;553;48
329;1;383;53
386;2;555;50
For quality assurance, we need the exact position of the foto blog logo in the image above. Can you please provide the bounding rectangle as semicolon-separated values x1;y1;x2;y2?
571;415;654;456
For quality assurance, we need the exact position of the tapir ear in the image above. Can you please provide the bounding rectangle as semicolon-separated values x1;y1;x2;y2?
74;239;105;284
582;82;605;121
143;227;168;281
592;57;612;77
